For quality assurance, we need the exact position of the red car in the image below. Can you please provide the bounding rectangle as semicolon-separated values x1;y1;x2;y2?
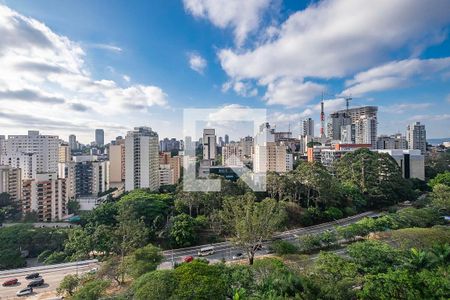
183;256;194;263
2;278;18;286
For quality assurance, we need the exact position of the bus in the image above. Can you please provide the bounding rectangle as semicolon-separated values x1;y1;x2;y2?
197;246;215;256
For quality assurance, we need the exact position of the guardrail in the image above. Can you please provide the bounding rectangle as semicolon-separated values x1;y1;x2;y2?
0;259;98;277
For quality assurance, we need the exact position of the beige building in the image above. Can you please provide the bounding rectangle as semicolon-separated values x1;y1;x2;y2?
159;152;181;185
0;165;22;202
22;173;68;222
222;142;245;167
109;143;125;183
58;143;71;163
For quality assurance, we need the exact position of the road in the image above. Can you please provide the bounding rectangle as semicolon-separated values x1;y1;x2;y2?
0;211;376;298
0;262;98;300
159;210;376;267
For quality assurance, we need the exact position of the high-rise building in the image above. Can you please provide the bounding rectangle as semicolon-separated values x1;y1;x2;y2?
224;134;229;145
159;138;181;152
302;118;315;137
0;165;22;202
1;152;37;179
69;134;77;151
222;142;245;166
340;124;355;144
124;127;160;191
109;144;125;184
58;143;71;163
159;152;181;185
407;122;426;154
355;116;377;148
240;136;253;158
253;123;292;173
327;112;351;140
1;131;59;177
218;136;224;147
22;173;68;222
95;129;105;147
203;129;217;160
376;134;408;150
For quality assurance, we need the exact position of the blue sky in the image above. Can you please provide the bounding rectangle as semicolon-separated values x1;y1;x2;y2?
0;0;449;143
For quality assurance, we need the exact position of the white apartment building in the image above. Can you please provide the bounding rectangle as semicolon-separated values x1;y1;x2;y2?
159;164;174;185
0;165;22;202
22;173;68;222
159;152;181;185
407;122;426;154
253;123;292;173
377;134;408;150
377;149;425;180
202;129;216;160
58;143;71;163
1;152;37;179
125;127;160;191
302;118;315;137
355;117;377;148
1;131;59;178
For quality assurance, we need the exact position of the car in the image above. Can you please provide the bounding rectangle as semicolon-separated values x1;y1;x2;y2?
27;278;44;288
86;267;98;274
197;246;215;257
2;278;18;286
232;252;244;260
25;272;40;280
16;287;33;297
183;256;194;263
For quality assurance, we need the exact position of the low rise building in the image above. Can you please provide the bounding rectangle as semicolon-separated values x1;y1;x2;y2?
377;149;425;180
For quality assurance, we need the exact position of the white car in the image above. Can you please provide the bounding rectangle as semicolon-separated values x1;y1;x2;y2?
16;287;33;297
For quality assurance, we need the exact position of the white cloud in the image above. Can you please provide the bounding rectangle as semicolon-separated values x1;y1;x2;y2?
183;0;271;46
222;80;257;97
88;43;123;53
123;75;130;82
263;78;323;107
409;114;450;122
188;52;207;74
217;0;450;106
380;103;433;114
219;0;450;80
0;4;169;134
343;58;450;96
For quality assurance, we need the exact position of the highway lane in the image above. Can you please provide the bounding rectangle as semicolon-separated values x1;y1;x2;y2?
160;211;376;266
0;263;98;300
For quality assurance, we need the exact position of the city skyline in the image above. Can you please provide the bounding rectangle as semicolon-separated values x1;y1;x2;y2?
0;1;450;143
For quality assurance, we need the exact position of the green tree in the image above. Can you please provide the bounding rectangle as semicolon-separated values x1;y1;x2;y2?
113;204;149;284
132;270;177;300
170;213;198;247
126;244;163;279
428;171;450;188
347;240;402;274
67;199;81;215
173;260;228;299
269;240;298;255
57;274;80;296
359;269;420;300
430;184;450;214
71;279;109;300
0;248;26;270
334;148;413;208
220;194;285;265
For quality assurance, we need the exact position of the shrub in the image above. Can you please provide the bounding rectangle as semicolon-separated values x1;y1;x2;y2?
37;249;52;262
299;234;322;252
270;240;298;255
44;251;66;264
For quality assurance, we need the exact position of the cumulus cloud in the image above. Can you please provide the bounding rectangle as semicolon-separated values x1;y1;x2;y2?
188;53;207;74
343;58;450;96
222;80;257;97
183;0;271;46
0;4;169;130
263;78;323;107
217;0;450;106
